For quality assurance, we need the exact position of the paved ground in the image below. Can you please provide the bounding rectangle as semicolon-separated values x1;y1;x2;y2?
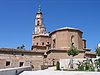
20;67;100;75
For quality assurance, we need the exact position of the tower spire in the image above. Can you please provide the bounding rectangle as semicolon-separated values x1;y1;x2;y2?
35;5;46;34
37;5;42;14
39;5;41;12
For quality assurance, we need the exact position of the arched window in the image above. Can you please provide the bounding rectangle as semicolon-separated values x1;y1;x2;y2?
71;35;74;45
42;42;44;45
53;39;56;48
47;42;49;44
37;21;39;25
21;54;24;56
36;43;38;45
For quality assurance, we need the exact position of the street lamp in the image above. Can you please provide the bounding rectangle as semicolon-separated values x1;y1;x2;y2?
30;61;33;71
42;52;47;69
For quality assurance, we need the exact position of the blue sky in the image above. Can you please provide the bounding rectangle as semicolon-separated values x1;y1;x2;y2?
0;0;100;52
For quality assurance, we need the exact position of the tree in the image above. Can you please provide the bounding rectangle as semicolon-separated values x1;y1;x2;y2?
67;44;79;56
96;48;100;56
77;61;84;70
94;58;100;68
66;44;79;69
17;44;25;50
77;58;94;71
21;44;25;49
84;58;94;71
17;46;20;49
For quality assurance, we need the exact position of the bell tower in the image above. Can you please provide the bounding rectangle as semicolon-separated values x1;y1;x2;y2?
35;5;45;34
32;5;47;50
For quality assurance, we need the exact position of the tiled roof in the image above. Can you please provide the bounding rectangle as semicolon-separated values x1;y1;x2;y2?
0;48;44;53
83;48;91;51
49;48;85;52
85;51;95;55
0;48;25;51
82;39;86;41
50;27;83;35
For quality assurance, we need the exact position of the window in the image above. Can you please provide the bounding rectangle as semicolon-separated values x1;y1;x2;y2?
19;62;24;67
71;35;74;45
53;39;56;48
47;42;50;49
47;42;49;44
42;42;44;45
21;54;24;56
37;21;39;25
36;43;38;45
6;61;10;66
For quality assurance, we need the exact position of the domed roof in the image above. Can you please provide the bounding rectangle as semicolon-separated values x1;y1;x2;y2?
50;27;83;35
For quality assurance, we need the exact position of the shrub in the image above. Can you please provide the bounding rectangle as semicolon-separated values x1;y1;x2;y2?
94;58;100;68
77;61;84;70
96;48;100;56
77;59;94;71
56;61;60;70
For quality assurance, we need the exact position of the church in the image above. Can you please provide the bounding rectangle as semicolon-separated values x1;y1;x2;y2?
0;7;96;70
31;6;95;58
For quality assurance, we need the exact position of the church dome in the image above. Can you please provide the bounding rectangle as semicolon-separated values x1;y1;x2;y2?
50;27;83;35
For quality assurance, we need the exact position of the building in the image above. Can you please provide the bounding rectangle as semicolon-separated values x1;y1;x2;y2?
0;6;96;70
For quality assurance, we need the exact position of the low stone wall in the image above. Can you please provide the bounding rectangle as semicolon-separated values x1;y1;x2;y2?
41;65;48;70
0;66;32;75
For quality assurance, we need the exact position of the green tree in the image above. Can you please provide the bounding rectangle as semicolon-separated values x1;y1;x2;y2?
17;44;25;50
96;48;100;56
56;61;60;70
17;46;20;49
84;59;94;71
21;44;25;49
66;44;79;69
77;61;84;70
67;44;79;56
94;58;100;68
77;58;94;71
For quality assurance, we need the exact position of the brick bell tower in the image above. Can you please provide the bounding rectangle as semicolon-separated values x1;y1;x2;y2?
35;5;46;34
32;5;46;50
